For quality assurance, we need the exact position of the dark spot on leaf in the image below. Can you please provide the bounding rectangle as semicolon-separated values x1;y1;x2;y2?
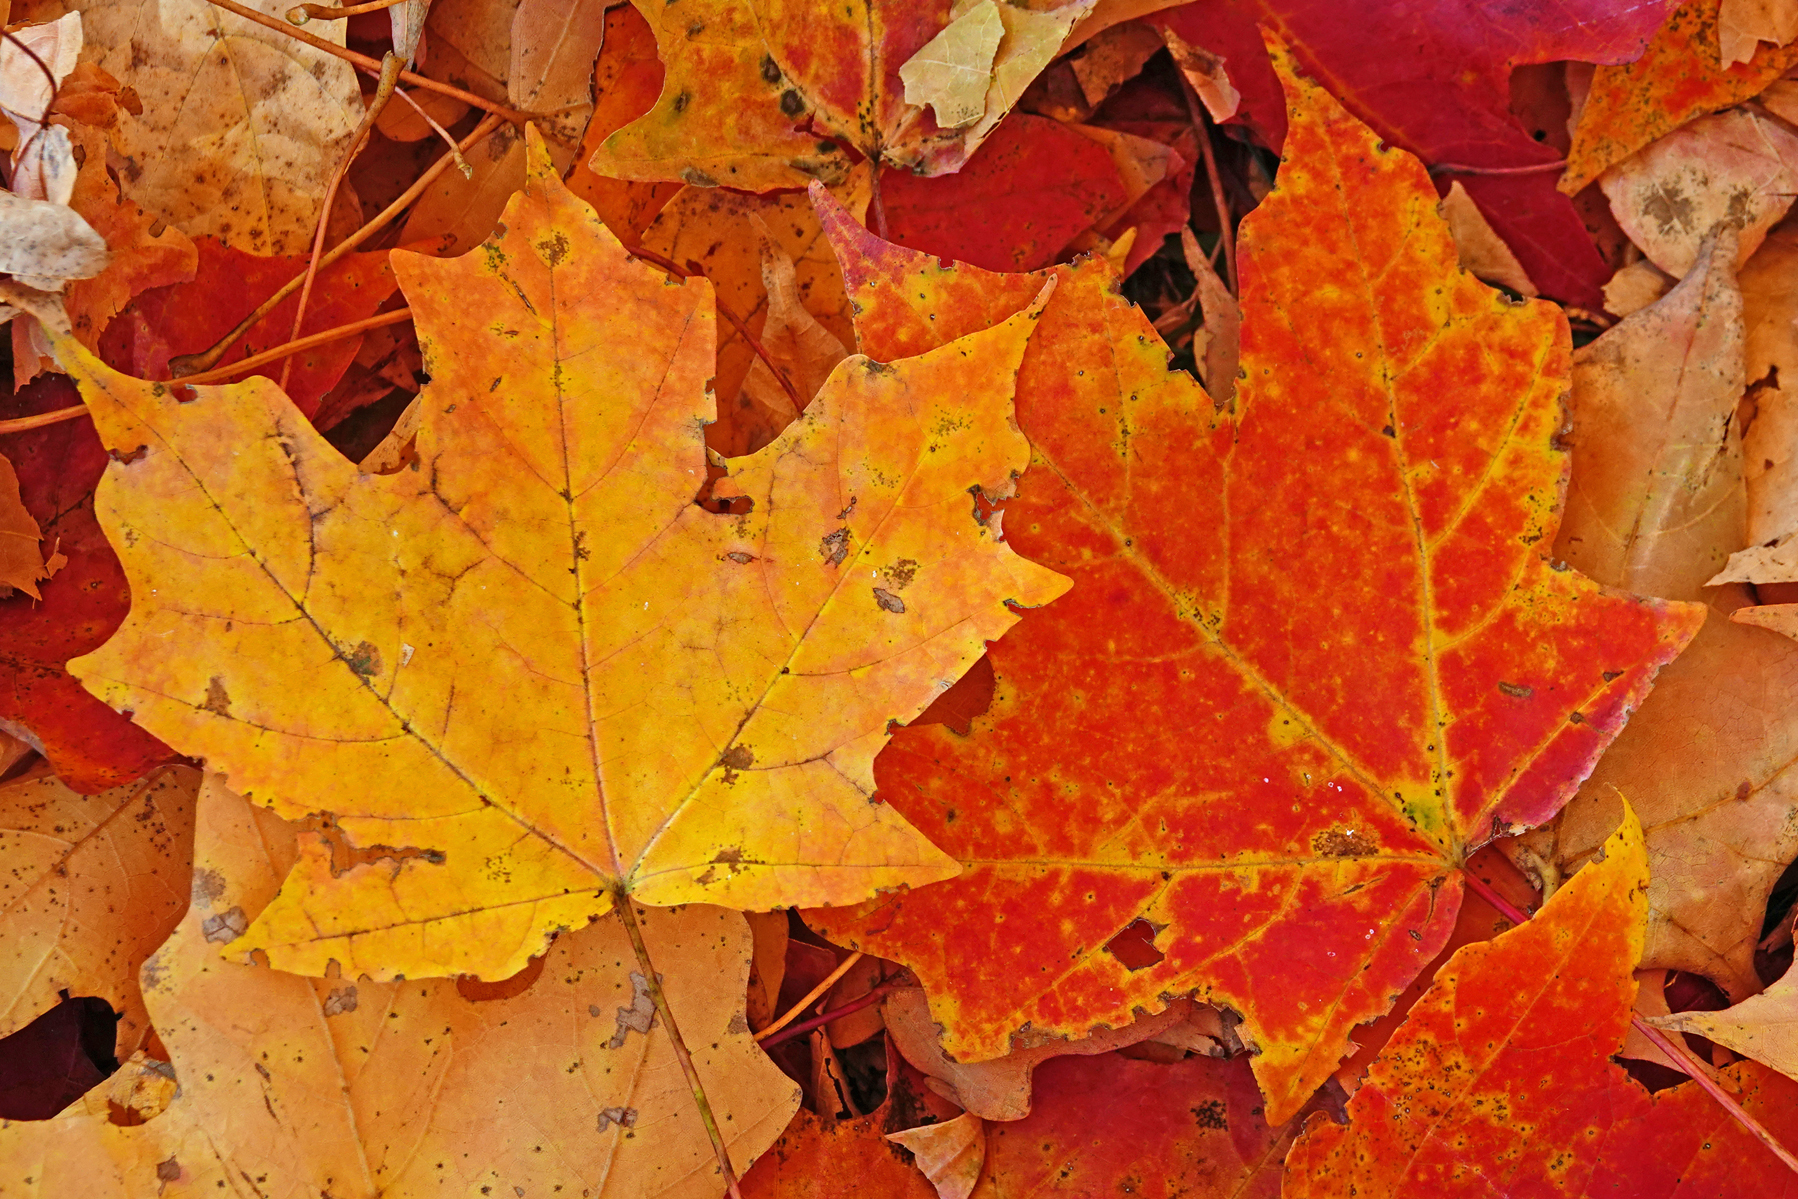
1313;827;1378;857
873;587;906;614
780;89;804;116
1497;680;1532;699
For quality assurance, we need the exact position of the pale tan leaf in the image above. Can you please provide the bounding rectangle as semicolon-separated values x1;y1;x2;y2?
1602;257;1674;318
1161;25;1241;122
0;776;800;1198
1654;967;1798;1081
1601;108;1798;277
883;987;1195;1120
398;124;528;256
73;0;364;254
0;765;199;1057
1439;181;1538;297
887;1113;985;1199
508;0;617;164
899;0;1005;130
1557;229;1746;601
1719;0;1798;65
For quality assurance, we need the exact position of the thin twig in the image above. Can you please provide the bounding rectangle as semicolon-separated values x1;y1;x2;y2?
0;404;88;435
759;983;897;1051
624;243;805;413
1459;871;1798;1176
392;87;471;177
614;896;744;1199
183;307;412;385
1;29;64;193
1176;76;1235;294
1428;160;1567;178
280;50;402;392
0;309;412;436
754;951;864;1040
287;0;410;24
204;0;532;123
170;113;503;377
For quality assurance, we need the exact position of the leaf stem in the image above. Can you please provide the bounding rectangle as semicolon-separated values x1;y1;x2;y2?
754;950;862;1040
286;0;410;24
0;308;414;437
203;0;532;124
280;50;402;392
1427;160;1567;177
613;896;744;1199
1460;869;1798;1176
757;982;897;1051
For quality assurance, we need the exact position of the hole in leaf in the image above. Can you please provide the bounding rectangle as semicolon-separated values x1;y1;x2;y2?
1104;918;1166;971
0;995;121;1119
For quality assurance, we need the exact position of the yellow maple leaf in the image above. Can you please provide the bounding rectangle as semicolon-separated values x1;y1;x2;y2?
37;126;1068;982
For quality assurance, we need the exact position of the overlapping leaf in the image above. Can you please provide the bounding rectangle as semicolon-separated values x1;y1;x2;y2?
805;42;1702;1124
40;126;1068;983
0;777;798;1198
1158;0;1671;305
1284;806;1798;1196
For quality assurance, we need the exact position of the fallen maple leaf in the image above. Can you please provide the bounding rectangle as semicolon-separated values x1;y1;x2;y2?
0;763;198;1057
0;775;799;1197
33;127;1067;983
1719;0;1798;63
1283;804;1798;1196
1561;0;1798;197
565;3;682;244
804;40;1703;1125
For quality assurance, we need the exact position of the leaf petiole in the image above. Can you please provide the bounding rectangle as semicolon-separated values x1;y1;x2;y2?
614;895;745;1199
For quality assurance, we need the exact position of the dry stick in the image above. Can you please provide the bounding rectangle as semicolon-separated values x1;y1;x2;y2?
205;0;532;123
183;307;413;384
1459;870;1798;1176
1177;77;1235;295
758;982;897;1051
0;309;414;436
753;950;864;1040
613;896;744;1199
170;112;504;377
287;0;411;24
392;86;472;177
624;243;806;412
0;30;62;179
1429;159;1567;177
280;50;402;392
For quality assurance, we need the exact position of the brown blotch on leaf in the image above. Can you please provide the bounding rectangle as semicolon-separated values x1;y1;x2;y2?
820;527;851;565
719;744;754;784
1496;680;1533;699
345;640;382;677
1313;827;1379;857
201;676;231;716
873;587;906;614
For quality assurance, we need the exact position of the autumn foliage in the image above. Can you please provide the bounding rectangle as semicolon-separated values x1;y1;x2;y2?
2;0;1798;1196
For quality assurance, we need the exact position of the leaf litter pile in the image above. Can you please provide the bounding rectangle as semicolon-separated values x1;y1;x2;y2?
8;0;1798;1194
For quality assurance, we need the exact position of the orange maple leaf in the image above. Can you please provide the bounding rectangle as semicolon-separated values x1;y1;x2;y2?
805;40;1704;1124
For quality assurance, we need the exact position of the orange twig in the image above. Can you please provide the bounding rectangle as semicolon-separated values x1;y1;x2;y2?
182;307;412;385
1460;871;1798;1177
204;0;532;124
758;982;896;1051
614;897;744;1199
754;951;863;1040
0;308;412;437
287;0;410;24
280;50;401;392
624;243;805;413
0;404;88;435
